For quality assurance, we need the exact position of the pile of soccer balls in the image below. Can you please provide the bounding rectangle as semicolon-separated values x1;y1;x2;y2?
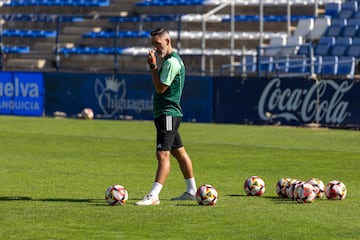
243;175;347;203
275;177;347;203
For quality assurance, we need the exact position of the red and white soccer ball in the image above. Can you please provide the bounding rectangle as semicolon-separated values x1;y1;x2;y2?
276;177;291;198
105;185;128;206
244;176;266;196
82;107;94;120
294;182;317;203
325;180;347;200
286;179;302;200
196;184;218;206
306;178;325;198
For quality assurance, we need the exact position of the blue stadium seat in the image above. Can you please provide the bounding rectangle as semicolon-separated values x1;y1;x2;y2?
324;2;341;17
347;19;360;27
337;56;355;77
337;9;356;19
273;57;288;73
345;44;360;57
330;45;349;56
286;57;307;73
297;45;310;56
330;37;352;56
314;36;335;56
341;25;359;37
258;56;274;72
352;11;360;19
237;55;257;73
336;36;352;45
341;0;358;12
321;56;338;75
352;37;360;45
325;25;345;37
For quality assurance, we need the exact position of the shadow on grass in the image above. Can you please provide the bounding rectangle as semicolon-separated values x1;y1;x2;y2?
0;196;33;201
226;194;299;204
0;196;104;205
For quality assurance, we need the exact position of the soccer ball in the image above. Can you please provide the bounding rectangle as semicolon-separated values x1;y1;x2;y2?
105;185;128;206
294;182;316;203
306;178;325;198
196;184;218;206
244;176;265;196
325;180;347;200
286;179;302;200
276;177;292;198
82;107;94;120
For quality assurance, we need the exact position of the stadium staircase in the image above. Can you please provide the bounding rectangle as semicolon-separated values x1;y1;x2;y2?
0;0;358;78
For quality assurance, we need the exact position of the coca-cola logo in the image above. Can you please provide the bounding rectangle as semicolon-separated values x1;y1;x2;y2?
258;78;353;124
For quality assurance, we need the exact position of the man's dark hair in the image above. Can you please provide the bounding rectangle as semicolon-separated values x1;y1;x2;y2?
151;27;169;37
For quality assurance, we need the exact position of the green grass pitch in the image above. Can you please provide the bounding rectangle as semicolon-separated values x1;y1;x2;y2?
0;116;359;240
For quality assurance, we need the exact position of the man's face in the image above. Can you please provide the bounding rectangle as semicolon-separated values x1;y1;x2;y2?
151;34;169;58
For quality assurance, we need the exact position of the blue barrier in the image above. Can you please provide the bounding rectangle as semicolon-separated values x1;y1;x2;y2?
0;71;356;128
0;72;44;116
213;76;359;127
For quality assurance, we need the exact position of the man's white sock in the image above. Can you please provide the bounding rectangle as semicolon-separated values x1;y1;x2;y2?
185;177;197;195
149;182;163;198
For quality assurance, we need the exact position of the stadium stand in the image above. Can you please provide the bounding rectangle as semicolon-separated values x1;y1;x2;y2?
0;0;358;78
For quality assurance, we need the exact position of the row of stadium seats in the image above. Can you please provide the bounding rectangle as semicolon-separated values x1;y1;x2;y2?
314;36;360;57
0;14;84;22
226;55;356;77
58;47;125;55
83;29;287;40
58;46;245;56
136;0;342;7
325;1;359;18
2;0;109;6
2;29;56;38
107;14;313;23
1;46;30;53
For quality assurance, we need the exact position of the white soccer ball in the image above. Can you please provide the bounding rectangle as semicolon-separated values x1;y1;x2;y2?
244;176;265;196
82;107;94;120
196;184;218;206
105;185;128;206
276;177;292;198
306;178;325;198
286;179;302;200
325;180;347;200
294;182;316;203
